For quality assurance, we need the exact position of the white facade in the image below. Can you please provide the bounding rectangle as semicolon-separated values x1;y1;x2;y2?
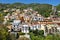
30;24;41;30
33;16;44;21
12;20;21;31
33;16;37;21
38;17;44;21
21;25;29;33
13;20;21;24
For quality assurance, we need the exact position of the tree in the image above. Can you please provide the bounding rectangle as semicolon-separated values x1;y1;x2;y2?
58;13;60;17
0;26;9;40
0;13;4;23
56;4;60;11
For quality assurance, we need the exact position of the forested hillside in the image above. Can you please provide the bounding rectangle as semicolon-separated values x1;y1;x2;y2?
0;3;52;17
0;3;60;23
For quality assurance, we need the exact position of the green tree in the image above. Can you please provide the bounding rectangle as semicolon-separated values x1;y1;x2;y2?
0;26;9;40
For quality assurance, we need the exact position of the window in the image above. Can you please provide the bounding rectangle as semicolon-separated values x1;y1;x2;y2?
51;27;54;32
39;18;41;20
45;26;48;32
38;25;40;28
55;27;57;32
35;26;36;28
49;29;52;34
25;27;27;30
14;25;15;27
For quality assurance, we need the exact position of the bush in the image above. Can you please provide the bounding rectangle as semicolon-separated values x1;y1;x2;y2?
30;30;60;40
30;29;44;36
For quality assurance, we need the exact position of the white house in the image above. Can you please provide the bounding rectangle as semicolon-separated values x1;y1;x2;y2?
12;20;21;31
32;15;44;21
4;16;9;20
21;25;29;33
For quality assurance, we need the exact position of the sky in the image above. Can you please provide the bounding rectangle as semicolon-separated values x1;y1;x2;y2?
0;0;60;6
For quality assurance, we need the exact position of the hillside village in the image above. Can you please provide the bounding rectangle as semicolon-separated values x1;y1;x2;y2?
0;3;60;40
1;6;60;39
